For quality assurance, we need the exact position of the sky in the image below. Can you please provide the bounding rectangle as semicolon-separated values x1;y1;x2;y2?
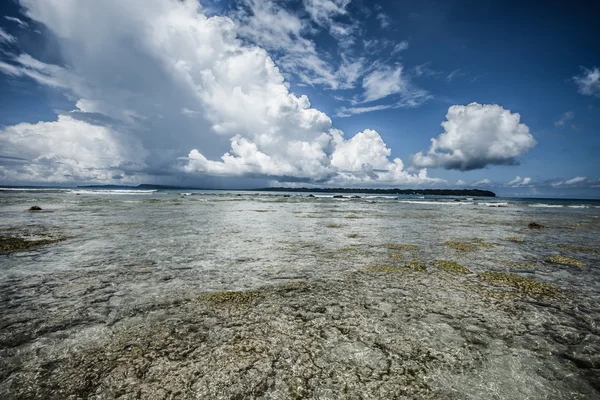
0;0;599;197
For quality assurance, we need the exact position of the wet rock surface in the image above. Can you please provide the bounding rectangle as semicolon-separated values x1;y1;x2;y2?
1;190;600;399
1;269;599;399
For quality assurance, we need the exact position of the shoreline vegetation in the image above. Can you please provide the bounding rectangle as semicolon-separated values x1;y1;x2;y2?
69;184;496;197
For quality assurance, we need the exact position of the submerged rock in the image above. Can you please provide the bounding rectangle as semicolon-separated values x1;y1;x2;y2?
444;241;478;251
307;194;315;198
558;245;600;254
479;271;562;298
433;260;471;274
0;236;65;254
333;195;345;198
528;222;546;229
29;206;42;211
383;243;420;251
546;255;586;267
351;195;361;199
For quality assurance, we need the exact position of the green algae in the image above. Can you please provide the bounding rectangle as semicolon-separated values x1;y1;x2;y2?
326;223;343;228
404;261;427;271
199;290;261;305
388;252;404;259
347;233;359;238
546;255;586;267
470;238;496;247
444;241;478;251
366;265;407;273
506;237;525;243
382;243;419;251
479;271;562;298
367;261;425;272
558;245;600;254
433;260;471;274
0;236;66;254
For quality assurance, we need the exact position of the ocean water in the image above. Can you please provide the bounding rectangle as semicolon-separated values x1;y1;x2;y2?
1;188;599;399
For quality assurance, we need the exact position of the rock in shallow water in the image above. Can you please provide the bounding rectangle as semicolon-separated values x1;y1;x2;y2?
1;271;598;400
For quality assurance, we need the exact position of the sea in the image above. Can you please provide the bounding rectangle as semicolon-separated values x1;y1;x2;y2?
1;188;599;398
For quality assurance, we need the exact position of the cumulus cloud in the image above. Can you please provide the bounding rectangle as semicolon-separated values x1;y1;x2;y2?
0;0;437;187
574;67;600;98
412;103;536;171
0;115;147;183
506;176;531;187
473;178;490;186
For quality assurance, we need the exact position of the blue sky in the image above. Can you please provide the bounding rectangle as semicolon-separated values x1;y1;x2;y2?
0;0;599;196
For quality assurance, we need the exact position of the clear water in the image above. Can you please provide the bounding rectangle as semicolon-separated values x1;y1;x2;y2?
1;188;599;398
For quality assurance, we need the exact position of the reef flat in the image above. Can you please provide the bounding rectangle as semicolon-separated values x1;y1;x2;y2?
0;189;599;399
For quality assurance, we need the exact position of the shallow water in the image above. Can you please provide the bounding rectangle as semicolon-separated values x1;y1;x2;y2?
1;189;599;399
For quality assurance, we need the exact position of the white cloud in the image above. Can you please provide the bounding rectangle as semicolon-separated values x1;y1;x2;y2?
0;0;436;187
303;0;350;25
362;65;404;102
376;13;390;29
507;176;531;187
564;176;587;185
0;27;16;43
473;178;490;186
0;115;147;183
412;103;536;171
554;111;574;127
574;67;600;98
549;177;600;188
360;64;430;105
233;0;361;89
4;16;29;28
446;69;463;82
391;40;409;54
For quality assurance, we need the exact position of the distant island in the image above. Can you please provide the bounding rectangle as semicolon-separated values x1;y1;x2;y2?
253;187;496;197
75;184;495;197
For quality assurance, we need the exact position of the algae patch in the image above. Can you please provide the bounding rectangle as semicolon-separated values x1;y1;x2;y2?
326;223;343;228
506;237;525;243
546;255;586;267
366;265;407;273
0;236;66;254
403;261;427;272
558;245;599;254
382;243;419;251
444;241;478;252
199;290;261;305
433;260;470;274
479;271;561;297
